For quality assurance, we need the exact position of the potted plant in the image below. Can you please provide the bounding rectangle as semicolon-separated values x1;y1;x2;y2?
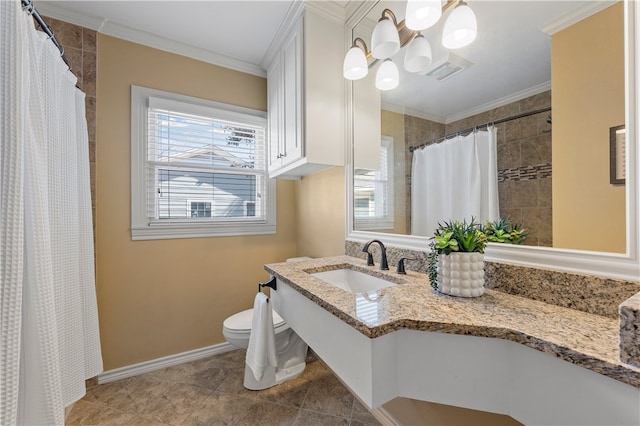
481;217;527;244
427;218;488;297
427;218;528;297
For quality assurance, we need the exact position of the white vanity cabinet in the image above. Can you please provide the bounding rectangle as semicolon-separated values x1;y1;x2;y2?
265;7;344;179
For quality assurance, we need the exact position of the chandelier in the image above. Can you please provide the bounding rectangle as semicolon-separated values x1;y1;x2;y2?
343;0;477;90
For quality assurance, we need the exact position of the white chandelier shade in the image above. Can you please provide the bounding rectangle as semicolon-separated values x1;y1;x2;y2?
343;1;477;88
442;1;477;49
371;16;401;59
343;43;369;80
376;59;400;91
404;33;432;73
405;0;443;31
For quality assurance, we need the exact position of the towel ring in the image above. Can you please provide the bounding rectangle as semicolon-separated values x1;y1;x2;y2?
258;276;277;293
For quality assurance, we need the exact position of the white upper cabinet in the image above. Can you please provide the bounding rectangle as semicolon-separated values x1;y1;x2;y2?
265;6;345;179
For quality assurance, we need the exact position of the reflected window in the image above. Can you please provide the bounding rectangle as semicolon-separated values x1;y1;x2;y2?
354;136;394;230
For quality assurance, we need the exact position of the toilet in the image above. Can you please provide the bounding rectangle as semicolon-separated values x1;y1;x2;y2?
222;308;288;350
222;257;310;390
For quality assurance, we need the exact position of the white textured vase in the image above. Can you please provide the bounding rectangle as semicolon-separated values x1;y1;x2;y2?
437;252;485;297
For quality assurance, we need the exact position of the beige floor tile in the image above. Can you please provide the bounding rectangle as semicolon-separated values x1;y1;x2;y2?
300;372;355;419
236;400;300;426
66;400;137;425
144;360;228;391
215;361;313;408
180;391;259;426
68;351;383;426
350;419;382;426
134;382;214;425
293;409;350;425
255;382;309;408
81;377;141;409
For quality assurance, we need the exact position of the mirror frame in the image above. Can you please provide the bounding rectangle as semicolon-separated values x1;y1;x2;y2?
345;0;639;282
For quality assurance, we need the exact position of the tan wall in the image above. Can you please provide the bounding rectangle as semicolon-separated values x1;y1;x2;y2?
552;3;626;252
295;167;345;257
96;35;298;370
381;110;408;234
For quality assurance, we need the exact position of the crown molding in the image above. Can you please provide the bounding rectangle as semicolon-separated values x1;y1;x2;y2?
261;0;348;70
383;81;551;125
445;81;551;124
305;0;349;24
540;0;617;36
36;2;266;77
261;1;305;70
36;2;104;30
381;102;446;124
100;20;265;77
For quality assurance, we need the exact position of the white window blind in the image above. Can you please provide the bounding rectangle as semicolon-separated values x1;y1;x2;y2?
131;86;274;240
354;136;394;230
147;98;266;222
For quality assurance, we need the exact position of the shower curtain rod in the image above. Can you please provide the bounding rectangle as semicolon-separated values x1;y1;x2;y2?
408;107;552;152
21;0;70;68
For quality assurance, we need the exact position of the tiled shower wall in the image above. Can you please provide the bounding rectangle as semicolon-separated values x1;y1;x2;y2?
404;91;552;246
40;16;97;234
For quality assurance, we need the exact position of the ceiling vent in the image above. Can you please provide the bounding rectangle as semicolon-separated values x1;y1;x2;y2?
423;52;473;81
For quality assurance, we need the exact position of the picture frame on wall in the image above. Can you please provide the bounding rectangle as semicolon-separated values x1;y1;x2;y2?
610;124;626;185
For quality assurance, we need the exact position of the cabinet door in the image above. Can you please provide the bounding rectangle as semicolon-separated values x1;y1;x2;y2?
267;60;283;173
281;17;303;166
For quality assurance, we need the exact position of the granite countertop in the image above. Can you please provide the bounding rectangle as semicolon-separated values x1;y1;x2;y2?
265;255;640;388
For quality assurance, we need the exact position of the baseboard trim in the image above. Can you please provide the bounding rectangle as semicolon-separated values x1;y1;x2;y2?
371;406;400;426
98;342;236;384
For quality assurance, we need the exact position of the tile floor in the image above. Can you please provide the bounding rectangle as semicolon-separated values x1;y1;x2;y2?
66;350;382;426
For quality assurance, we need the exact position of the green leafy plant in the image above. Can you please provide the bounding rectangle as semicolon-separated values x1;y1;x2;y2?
427;218;487;289
427;217;528;290
481;218;527;244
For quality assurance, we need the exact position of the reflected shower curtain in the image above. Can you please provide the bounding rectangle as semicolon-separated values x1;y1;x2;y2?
1;2;103;424
411;127;499;237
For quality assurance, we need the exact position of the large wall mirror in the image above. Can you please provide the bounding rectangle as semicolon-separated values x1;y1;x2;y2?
346;0;639;281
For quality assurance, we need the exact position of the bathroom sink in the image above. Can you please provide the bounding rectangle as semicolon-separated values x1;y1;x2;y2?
311;268;397;293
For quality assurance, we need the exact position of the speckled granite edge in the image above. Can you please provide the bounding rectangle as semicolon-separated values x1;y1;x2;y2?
620;292;640;368
345;240;640;319
265;255;640;388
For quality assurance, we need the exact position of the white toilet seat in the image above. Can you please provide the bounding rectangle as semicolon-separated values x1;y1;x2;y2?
223;308;288;336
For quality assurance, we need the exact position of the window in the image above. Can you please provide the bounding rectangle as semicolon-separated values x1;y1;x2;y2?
131;86;275;240
354;136;394;230
189;201;211;218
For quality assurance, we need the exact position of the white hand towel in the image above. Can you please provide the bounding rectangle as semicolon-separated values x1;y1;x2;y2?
245;292;278;381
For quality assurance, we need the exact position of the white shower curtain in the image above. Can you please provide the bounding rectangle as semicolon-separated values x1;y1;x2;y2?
411;127;499;237
1;2;103;424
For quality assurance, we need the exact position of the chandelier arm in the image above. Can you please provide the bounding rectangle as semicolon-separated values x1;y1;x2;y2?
353;37;369;54
381;8;399;26
442;0;459;14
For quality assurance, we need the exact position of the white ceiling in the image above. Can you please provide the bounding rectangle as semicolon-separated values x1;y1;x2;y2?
37;0;616;122
362;1;614;122
38;0;301;75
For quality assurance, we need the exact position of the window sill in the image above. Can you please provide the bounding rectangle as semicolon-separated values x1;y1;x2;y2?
131;222;276;241
354;220;395;231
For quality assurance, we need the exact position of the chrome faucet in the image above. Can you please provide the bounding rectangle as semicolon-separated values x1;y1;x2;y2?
362;239;389;270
